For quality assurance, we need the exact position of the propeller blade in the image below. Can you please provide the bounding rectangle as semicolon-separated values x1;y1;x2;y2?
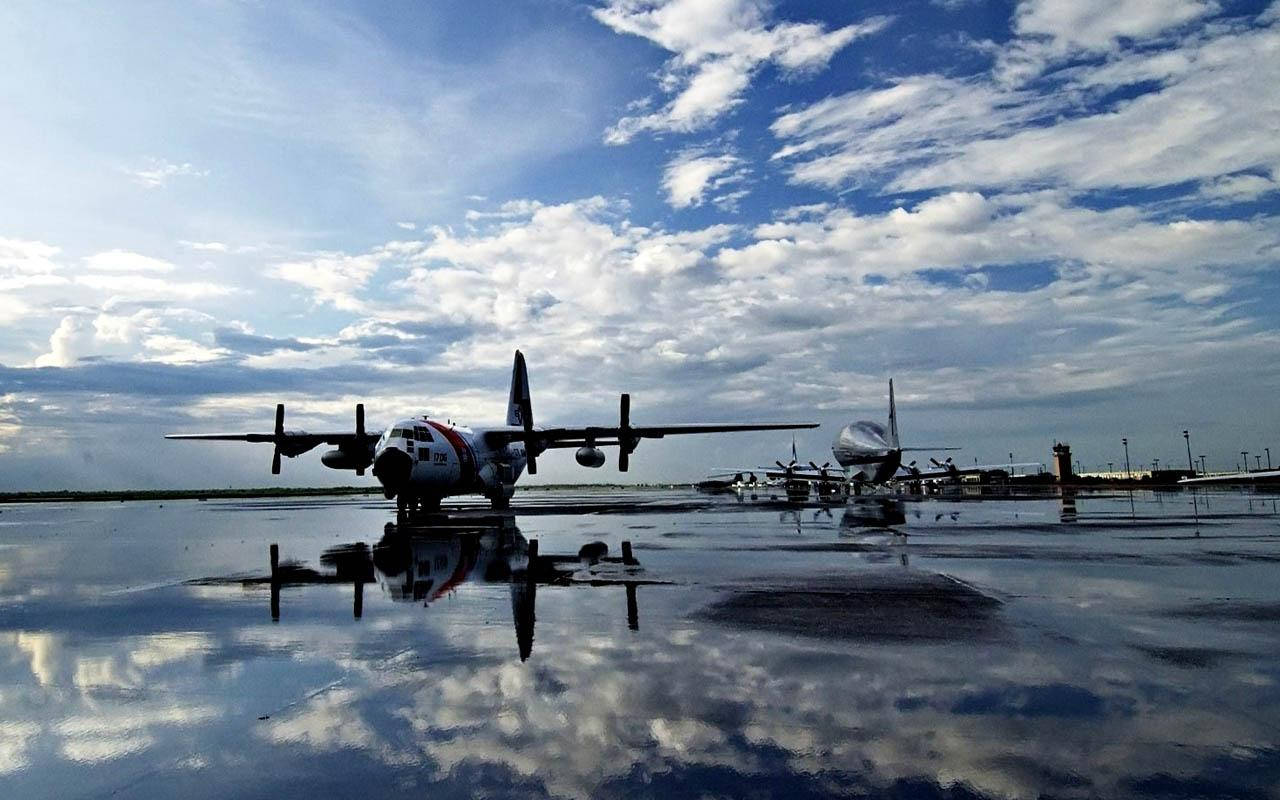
930;458;943;468
355;402;366;475
809;461;820;471
618;393;632;472
776;461;786;470
271;403;285;474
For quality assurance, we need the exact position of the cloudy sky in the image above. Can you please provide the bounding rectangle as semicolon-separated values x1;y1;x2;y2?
2;0;1278;489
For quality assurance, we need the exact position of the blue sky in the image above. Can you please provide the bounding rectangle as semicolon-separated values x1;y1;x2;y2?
2;0;1279;489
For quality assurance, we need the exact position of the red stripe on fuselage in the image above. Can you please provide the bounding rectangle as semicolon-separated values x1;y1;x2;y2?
426;421;478;488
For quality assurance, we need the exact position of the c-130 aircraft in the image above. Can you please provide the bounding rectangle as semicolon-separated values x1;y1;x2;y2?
167;350;816;511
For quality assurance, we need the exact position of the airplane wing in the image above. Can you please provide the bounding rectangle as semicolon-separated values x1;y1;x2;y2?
482;391;817;472
165;403;377;474
486;422;818;449
1178;469;1280;485
893;461;1041;482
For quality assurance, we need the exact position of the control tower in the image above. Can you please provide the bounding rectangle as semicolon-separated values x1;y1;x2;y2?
1052;442;1073;482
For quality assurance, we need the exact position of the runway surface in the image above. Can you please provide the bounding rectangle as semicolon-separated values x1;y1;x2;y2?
1;487;1278;798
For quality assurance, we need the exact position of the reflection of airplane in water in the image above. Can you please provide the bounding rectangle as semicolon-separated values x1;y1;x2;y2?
711;381;1037;497
260;515;649;662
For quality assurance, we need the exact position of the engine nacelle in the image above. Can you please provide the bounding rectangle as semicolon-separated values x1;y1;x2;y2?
575;446;606;468
321;448;371;471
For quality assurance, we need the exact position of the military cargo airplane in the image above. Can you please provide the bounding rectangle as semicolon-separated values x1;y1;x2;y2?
166;350;817;511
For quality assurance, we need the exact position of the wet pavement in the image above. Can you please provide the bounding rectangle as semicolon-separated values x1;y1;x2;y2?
1;488;1278;798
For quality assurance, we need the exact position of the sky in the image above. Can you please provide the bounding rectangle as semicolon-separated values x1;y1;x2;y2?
1;0;1279;489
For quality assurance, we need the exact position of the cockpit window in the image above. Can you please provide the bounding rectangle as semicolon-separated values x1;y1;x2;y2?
415;427;434;442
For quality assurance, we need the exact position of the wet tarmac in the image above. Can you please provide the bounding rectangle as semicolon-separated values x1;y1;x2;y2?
1;488;1278;798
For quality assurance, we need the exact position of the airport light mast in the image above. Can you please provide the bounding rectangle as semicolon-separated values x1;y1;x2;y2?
1183;430;1194;474
1242;451;1249;473
1267;447;1272;471
1199;455;1207;474
1122;438;1131;479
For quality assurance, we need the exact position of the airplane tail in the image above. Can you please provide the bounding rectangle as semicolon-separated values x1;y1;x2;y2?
887;379;900;449
507;350;531;426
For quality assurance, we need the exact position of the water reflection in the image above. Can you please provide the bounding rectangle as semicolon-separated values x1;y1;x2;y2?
262;514;650;662
1;492;1278;798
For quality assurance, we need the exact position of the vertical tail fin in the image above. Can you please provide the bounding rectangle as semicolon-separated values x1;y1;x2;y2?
507;350;530;426
887;379;900;449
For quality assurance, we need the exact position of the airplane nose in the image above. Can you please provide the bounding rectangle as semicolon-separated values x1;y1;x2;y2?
372;447;412;496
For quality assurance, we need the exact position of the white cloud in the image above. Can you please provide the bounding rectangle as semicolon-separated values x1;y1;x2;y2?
1197;172;1278;202
179;240;229;252
271;250;391;312
1013;0;1218;51
35;315;97;367
75;273;234;301
595;0;891;143
662;148;747;208
127;157;209;188
0;237;67;294
0;237;60;274
83;249;175;273
771;17;1280;195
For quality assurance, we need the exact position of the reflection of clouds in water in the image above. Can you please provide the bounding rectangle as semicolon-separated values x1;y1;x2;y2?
1;631;220;773
247;619;1280;799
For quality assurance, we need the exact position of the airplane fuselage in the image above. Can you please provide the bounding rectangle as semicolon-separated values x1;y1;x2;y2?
831;420;902;483
369;418;529;507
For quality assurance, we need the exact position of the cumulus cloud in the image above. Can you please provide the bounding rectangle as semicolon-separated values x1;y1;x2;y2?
661;147;748;209
271;249;396;312
595;0;891;143
34;315;97;367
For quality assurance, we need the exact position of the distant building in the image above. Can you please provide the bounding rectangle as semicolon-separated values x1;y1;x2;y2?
1052;442;1072;483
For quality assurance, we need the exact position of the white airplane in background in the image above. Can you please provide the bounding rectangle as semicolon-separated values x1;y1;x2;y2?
717;380;1036;491
166;350;817;511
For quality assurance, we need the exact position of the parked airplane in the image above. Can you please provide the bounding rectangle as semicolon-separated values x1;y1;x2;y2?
713;380;1035;491
166;350;817;511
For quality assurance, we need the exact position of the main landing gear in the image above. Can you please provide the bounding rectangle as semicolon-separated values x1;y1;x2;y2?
395;493;441;522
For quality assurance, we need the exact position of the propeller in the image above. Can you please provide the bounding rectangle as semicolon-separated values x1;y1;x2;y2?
355;403;366;476
271;403;284;474
618;393;636;472
520;396;537;475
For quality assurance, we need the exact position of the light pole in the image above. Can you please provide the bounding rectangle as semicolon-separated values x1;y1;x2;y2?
1122;438;1131;479
1108;461;1114;475
1256;455;1263;471
1009;452;1014;477
1267;448;1272;471
1183;430;1193;475
1153;457;1160;472
1242;451;1249;473
1199;455;1207;474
